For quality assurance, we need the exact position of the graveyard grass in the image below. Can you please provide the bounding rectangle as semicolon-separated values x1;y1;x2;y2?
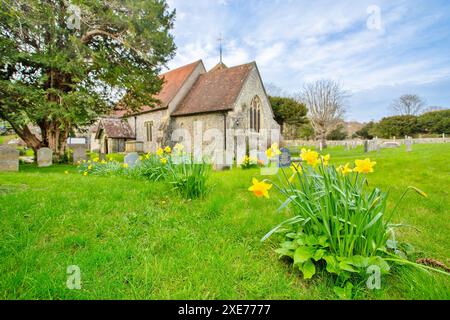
0;143;449;299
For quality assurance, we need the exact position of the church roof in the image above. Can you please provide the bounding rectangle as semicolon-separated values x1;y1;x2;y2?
94;118;134;139
172;62;255;117
113;60;203;117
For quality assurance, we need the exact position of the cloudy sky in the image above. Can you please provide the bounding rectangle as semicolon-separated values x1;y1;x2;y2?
165;0;450;122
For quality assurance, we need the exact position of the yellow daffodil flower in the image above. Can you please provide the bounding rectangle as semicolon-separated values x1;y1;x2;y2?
156;148;164;157
248;178;272;198
101;160;107;164
93;157;99;163
145;153;150;159
160;157;168;164
164;146;172;154
266;143;282;158
354;158;376;174
337;163;353;176
123;163;129;169
64;171;69;174
83;171;88;176
173;143;184;154
88;164;93;170
301;148;320;167
321;154;330;166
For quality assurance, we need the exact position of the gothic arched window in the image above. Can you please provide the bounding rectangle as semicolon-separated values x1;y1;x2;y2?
249;96;261;132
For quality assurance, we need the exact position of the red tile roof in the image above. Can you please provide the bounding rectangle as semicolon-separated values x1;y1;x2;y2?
95;118;134;139
113;60;203;117
172;62;255;116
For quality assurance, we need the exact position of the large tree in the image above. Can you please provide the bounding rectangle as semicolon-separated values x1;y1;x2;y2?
0;0;176;159
391;94;425;116
301;79;347;148
268;96;308;139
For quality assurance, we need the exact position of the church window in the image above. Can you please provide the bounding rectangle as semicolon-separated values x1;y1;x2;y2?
145;121;153;142
249;96;261;132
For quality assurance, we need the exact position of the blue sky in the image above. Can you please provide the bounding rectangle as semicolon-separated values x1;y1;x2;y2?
166;0;450;122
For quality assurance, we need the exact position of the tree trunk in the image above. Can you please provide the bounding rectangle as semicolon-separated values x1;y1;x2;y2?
45;121;69;162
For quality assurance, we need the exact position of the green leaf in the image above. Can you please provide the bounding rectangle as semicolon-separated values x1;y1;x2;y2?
313;249;326;261
280;241;298;250
300;259;316;279
274;248;293;258
348;255;369;268
333;282;353;300
339;260;358;273
368;256;391;274
294;246;314;265
324;255;339;274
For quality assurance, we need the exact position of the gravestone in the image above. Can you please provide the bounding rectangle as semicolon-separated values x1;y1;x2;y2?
257;151;268;166
0;145;19;171
37;147;52;167
405;138;412;152
364;140;369;153
71;144;88;164
124;152;140;168
278;148;291;168
381;142;400;149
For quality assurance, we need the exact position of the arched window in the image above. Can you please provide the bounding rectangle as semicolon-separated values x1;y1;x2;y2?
249;96;261;132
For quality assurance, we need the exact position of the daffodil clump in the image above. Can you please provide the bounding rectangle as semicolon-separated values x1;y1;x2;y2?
78;144;211;200
240;155;259;169
77;158;124;176
249;148;436;298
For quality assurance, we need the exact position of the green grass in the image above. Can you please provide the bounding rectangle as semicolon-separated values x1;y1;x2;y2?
0;143;449;299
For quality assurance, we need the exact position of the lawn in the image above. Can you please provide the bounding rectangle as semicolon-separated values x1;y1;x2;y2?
0;143;449;299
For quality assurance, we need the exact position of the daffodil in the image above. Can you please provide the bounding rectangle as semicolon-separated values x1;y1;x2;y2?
337;163;353;176
88;164;93;170
164;146;172;154
354;158;376;174
83;171;88;176
248;178;272;198
156;147;164;157
123;163;129;169
174;143;184;154
160;157;168;164
64;171;69;174
101;160;107;164
301;148;320;167
266;143;281;158
145;153;150;159
93;157;99;163
321;154;330;166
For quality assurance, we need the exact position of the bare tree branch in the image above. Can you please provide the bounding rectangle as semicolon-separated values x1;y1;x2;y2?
391;94;425;116
301;79;348;147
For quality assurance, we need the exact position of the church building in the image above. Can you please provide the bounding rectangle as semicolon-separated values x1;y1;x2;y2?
90;60;281;160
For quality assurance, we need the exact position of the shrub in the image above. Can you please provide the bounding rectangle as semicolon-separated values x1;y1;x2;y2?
250;149;447;298
417;109;450;134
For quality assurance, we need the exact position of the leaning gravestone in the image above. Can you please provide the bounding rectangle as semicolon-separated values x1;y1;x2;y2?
124;152;140;168
278;148;291;168
71;144;88;164
37;147;52;167
0;145;19;172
